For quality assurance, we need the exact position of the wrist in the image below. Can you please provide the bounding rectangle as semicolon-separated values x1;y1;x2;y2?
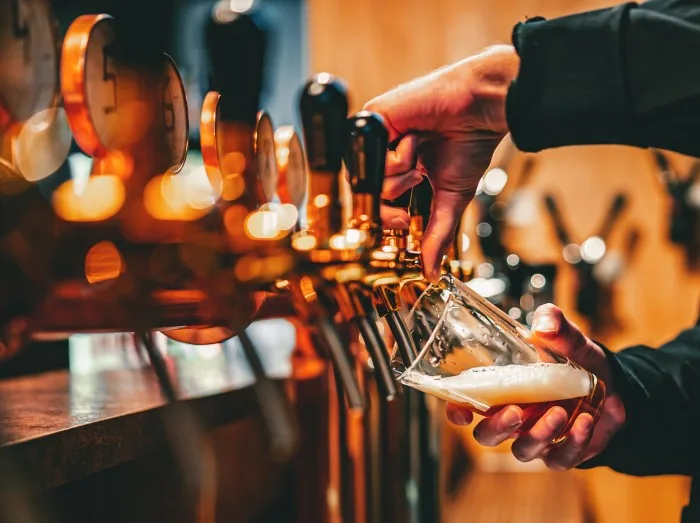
468;45;520;134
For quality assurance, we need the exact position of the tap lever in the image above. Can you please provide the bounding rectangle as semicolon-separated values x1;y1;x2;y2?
226;331;298;462
342;281;397;400
345;111;388;239
139;332;178;403
300;74;348;242
386;311;419;366
316;315;365;410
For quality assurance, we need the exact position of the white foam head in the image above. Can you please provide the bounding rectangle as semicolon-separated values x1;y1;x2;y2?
401;362;591;410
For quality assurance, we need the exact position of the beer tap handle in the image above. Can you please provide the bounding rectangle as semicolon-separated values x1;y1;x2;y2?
205;9;267;125
300;74;348;241
344;111;388;237
225;331;298;461
597;193;628;241
343;112;399;399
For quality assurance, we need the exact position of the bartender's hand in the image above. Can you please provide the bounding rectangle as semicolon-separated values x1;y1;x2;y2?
445;304;627;470
364;44;520;282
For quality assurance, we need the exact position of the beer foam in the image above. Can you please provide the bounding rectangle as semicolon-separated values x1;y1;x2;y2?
401;362;591;408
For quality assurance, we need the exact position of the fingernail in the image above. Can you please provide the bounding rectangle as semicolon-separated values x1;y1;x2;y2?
502;407;522;428
546;410;567;431
576;414;594;432
452;411;467;425
533;314;557;334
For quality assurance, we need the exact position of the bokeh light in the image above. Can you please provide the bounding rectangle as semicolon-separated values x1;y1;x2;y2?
53;175;126;222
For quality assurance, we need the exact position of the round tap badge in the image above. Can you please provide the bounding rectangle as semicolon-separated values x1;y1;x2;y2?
61;14;121;157
275;126;307;209
161;54;189;173
254;110;278;204
0;0;59;126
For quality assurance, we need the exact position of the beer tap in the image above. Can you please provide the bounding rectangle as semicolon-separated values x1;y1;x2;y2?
292;74;366;410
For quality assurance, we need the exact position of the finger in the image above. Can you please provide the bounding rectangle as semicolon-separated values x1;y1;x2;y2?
472;405;524;447
421;189;470;282
530;304;604;372
380;204;410;229
543;413;595;470
382;170;424;200
511;406;568;462
445;403;474;426
386;135;418;176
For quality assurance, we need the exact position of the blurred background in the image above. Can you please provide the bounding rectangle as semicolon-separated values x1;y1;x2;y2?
1;0;699;522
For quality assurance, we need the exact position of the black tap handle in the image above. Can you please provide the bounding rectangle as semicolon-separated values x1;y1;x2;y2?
300;74;349;173
205;11;267;124
345;111;388;196
597;193;628;241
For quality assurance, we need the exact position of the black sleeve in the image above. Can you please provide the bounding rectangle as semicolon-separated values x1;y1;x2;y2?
577;322;700;476
506;0;700;157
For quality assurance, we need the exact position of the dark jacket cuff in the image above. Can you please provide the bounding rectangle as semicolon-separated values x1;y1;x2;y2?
506;4;637;152
576;343;641;471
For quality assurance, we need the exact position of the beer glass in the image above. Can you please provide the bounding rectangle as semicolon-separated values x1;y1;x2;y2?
393;274;606;442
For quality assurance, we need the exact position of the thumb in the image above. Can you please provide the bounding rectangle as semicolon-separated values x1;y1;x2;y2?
421;190;469;283
531;304;606;376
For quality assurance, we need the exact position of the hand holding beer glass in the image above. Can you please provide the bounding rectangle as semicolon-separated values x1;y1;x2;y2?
393;274;626;470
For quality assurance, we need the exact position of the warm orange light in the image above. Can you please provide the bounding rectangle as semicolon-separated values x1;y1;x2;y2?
329;229;366;250
292;235;317;251
259;202;299;230
93;150;133;179
222;151;246;174
224;205;249;235
186;166;219;209
222;173;245;201
314;194;330;208
276;145;290;169
53;175;126;222
234;256;263;282
85;241;124;284
244;210;282;239
143;173;211;221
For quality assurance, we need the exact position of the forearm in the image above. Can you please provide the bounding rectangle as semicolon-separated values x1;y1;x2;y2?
506;0;700;157
579;326;700;476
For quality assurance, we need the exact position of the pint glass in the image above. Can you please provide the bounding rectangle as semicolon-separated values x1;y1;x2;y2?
393;274;606;443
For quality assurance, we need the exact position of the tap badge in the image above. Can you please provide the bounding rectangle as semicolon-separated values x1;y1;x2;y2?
254;110;278;203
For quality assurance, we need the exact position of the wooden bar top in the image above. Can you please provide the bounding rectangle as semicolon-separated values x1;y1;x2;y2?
0;361;266;490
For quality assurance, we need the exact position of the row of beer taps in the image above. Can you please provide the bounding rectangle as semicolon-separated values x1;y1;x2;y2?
0;2;451;522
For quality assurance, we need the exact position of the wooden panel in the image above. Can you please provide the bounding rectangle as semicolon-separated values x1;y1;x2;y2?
308;1;699;522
